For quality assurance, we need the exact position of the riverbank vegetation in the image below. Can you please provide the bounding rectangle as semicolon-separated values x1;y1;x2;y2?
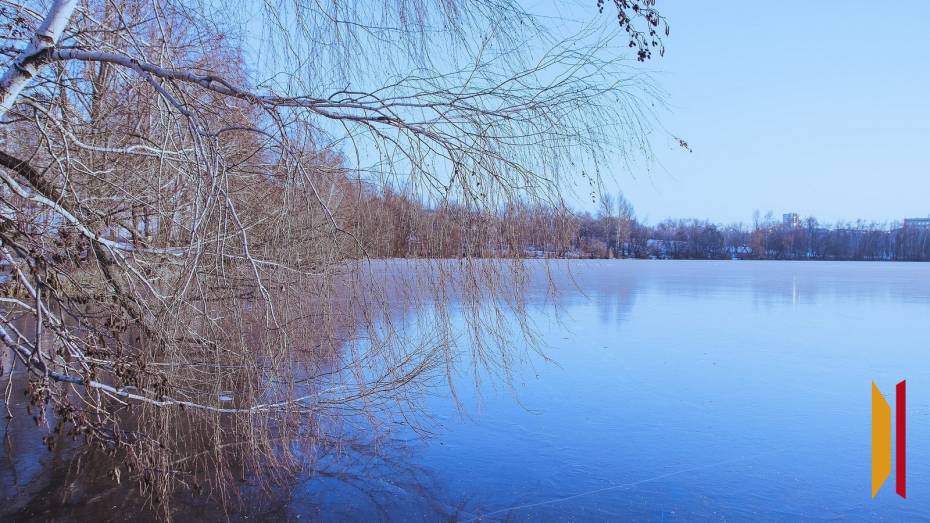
344;185;930;261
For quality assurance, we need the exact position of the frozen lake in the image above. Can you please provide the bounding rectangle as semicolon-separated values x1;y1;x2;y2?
3;259;928;521
297;259;930;520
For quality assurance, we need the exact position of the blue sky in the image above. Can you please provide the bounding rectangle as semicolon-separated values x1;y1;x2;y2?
561;1;930;225
239;1;930;225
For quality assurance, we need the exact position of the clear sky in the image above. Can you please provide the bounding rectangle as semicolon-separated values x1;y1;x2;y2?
560;1;930;225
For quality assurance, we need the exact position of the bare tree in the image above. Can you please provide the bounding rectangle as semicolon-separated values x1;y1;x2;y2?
0;0;666;516
616;191;635;256
598;191;616;257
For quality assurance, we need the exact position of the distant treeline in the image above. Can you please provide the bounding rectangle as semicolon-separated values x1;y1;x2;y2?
574;214;930;261
359;189;930;261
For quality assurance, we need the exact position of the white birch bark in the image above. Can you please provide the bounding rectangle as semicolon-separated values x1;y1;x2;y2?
0;0;79;118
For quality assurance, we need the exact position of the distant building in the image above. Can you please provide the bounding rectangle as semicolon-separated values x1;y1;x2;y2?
783;212;800;228
645;239;687;259
525;246;547;258
903;218;930;229
727;244;753;259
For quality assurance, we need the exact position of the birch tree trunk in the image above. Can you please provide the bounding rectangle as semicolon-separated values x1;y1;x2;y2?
0;0;78;117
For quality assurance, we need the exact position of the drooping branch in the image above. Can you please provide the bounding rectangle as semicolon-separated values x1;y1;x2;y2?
0;0;667;515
